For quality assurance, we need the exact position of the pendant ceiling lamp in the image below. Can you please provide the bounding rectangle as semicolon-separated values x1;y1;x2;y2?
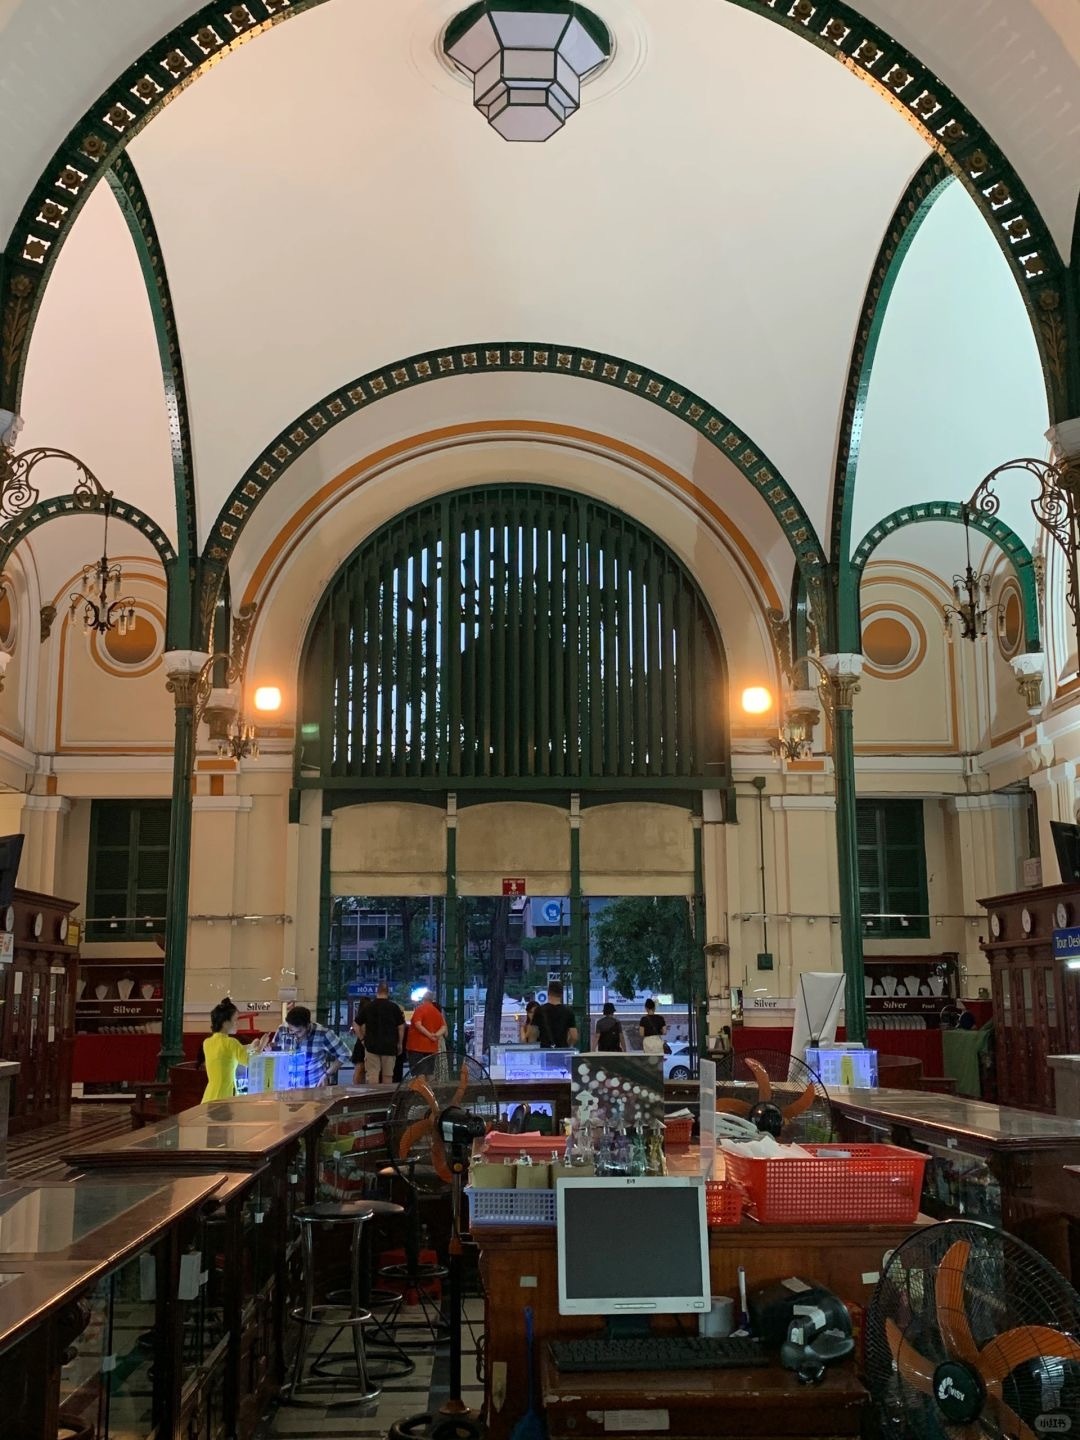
444;1;611;142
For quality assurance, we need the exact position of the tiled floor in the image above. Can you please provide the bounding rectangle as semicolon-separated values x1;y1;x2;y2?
259;1297;486;1438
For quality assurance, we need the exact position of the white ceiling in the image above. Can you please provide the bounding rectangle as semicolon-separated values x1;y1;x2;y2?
121;0;924;546
1;0;1078;256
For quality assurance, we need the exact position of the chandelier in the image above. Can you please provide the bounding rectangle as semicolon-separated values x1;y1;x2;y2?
444;1;611;142
942;506;1002;644
68;496;136;637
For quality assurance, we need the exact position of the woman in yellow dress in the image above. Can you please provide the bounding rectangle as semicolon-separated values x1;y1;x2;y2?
202;1002;270;1102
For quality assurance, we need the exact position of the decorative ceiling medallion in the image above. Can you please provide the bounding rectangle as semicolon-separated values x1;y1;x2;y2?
91;600;164;679
444;2;612;140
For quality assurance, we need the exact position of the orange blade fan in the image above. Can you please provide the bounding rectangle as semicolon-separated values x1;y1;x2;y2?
781;1083;816;1122
937;1241;979;1365
715;1099;752;1117
408;1076;441;1114
885;1317;935;1397
431;1132;454;1185
450;1059;471;1109
984;1388;1038;1440
979;1325;1080;1385
744;1058;773;1102
398;1114;435;1160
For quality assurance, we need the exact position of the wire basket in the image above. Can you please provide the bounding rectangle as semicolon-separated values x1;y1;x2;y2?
466;1187;557;1227
705;1179;743;1227
664;1116;694;1146
722;1143;927;1226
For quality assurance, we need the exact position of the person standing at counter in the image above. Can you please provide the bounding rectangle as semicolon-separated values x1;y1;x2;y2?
356;981;405;1084
639;998;667;1055
271;1005;353;1087
406;990;447;1073
536;981;578;1048
595;1001;624;1052
202;1002;270;1102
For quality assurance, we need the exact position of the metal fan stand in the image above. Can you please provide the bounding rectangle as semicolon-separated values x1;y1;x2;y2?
389;1136;482;1440
378;1158;452;1347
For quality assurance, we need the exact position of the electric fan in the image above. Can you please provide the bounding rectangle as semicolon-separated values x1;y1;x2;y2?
714;1049;832;1143
866;1219;1080;1439
384;1052;498;1439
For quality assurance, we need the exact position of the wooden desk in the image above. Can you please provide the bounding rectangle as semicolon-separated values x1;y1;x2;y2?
476;1214;920;1440
540;1351;866;1438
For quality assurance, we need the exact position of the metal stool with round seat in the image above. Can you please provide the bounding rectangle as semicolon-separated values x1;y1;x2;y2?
326;1196;414;1380
285;1200;380;1407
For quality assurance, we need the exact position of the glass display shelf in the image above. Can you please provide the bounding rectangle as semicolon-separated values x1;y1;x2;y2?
0;1183;161;1254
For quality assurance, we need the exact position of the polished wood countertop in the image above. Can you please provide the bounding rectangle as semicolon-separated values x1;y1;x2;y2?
829;1086;1080;1150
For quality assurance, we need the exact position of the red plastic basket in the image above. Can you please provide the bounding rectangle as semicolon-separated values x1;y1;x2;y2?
722;1143;927;1226
664;1116;694;1146
704;1179;743;1227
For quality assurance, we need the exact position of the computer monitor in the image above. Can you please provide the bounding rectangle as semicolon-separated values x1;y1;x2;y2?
557;1176;710;1319
1051;821;1080;885
0;834;24;909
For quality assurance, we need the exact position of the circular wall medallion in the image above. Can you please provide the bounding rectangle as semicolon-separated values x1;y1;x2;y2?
996;580;1023;660
990;913;1002;939
90;600;164;679
1057;902;1070;929
1021;907;1034;935
0;588;17;653
861;607;927;680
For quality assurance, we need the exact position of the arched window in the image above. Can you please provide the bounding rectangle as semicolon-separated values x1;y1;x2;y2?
299;485;728;787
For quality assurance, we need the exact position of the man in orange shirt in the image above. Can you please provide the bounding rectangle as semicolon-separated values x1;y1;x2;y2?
407;991;448;1073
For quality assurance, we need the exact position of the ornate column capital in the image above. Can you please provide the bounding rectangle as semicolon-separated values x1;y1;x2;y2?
816;652;864;712
163;649;211;708
1009;651;1046;716
1046;418;1080;463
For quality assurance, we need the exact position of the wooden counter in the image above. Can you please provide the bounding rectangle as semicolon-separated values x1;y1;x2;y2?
829;1085;1080;1279
540;1350;866;1439
475;1182;922;1440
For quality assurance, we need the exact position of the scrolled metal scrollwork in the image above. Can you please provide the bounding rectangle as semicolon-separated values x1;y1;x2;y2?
0;443;109;525
969;455;1080;675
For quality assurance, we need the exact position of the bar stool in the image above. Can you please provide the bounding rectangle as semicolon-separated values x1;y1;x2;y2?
285;1200;380;1407
326;1196;414;1380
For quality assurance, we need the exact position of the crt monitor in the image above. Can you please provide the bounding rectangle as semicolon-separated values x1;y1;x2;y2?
0;833;24;909
557;1176;710;1318
1051;821;1080;885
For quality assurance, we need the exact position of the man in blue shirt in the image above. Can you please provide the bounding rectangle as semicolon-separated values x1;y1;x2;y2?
270;1005;353;1087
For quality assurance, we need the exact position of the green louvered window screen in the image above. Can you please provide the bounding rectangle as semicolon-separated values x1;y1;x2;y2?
299;485;728;784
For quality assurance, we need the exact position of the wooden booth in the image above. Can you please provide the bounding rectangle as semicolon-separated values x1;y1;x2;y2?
980;881;1080;1110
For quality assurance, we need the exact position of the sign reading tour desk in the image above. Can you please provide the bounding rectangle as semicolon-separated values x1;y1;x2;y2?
1054;927;1080;961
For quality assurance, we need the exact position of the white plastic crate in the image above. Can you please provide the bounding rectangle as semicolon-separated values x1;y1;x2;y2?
804;1046;878;1088
466;1187;557;1227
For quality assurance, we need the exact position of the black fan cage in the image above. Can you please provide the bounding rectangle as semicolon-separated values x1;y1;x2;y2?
867;1219;1080;1440
714;1048;833;1143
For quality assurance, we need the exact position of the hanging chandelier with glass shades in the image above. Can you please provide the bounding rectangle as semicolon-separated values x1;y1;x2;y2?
68;497;137;638
444;1;611;142
942;506;1004;644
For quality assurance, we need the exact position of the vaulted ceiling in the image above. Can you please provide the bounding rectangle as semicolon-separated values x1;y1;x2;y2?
3;0;1069;625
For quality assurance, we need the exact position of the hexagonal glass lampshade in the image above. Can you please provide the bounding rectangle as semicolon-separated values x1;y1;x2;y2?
445;2;611;141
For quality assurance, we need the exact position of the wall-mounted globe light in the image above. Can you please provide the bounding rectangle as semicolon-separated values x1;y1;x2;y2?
444;1;611;142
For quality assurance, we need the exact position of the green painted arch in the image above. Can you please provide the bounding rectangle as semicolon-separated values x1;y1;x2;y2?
830;156;952;571
105;158;198;614
198;340;826;638
0;0;1070;423
852;500;1040;652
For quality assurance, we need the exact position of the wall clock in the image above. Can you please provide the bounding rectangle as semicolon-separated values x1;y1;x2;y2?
33;912;44;939
990;913;1002;938
1021;907;1034;936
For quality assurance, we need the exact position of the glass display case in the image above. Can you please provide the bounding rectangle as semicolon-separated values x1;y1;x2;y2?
830;1086;1080;1280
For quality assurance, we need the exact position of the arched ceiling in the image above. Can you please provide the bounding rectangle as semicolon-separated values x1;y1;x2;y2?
1;0;1078;257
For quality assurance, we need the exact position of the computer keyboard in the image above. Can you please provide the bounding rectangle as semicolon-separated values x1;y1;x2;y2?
549;1333;768;1373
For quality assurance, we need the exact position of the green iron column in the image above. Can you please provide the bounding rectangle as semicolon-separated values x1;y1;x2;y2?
445;796;461;1050
569;795;588;1050
692;815;707;1068
316;817;333;1023
158;650;210;1078
820;653;867;1044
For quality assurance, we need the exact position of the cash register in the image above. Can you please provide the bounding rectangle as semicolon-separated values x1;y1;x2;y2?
549;1176;767;1373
